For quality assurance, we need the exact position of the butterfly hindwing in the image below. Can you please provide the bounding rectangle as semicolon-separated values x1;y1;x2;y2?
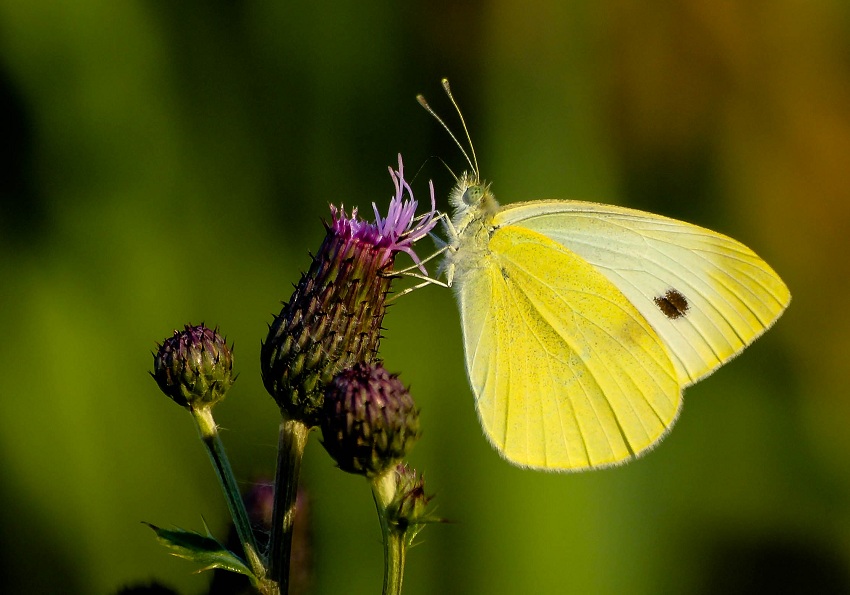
455;223;682;470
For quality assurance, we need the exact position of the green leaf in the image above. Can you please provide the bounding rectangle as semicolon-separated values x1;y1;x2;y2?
143;522;258;584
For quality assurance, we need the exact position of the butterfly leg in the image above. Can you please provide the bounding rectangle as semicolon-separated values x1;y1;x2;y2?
392;243;450;275
387;275;449;302
438;215;462;287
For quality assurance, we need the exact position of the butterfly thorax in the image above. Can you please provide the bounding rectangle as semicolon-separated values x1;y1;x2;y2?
443;173;500;286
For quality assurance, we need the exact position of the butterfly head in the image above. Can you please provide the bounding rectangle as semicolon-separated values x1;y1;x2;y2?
449;171;498;218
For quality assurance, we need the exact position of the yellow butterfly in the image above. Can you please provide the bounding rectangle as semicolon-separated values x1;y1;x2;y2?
418;79;790;471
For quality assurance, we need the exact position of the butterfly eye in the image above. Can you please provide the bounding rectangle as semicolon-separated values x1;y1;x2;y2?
463;185;483;206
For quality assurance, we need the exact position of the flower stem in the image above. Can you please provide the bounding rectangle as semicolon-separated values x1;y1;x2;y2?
268;416;310;589
381;529;406;595
372;470;406;595
191;407;266;582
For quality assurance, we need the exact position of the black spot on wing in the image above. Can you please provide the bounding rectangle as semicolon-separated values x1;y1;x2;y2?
654;289;689;319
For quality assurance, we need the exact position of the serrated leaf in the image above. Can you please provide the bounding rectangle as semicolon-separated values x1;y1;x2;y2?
143;522;257;583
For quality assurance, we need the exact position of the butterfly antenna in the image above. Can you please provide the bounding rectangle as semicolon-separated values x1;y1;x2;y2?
413;156;458;183
437;156;458;181
441;78;480;179
417;87;478;179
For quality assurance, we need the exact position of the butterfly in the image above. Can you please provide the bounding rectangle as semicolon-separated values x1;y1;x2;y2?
417;79;791;471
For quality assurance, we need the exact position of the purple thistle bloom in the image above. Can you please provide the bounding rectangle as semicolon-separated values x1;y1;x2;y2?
331;154;438;274
262;154;437;425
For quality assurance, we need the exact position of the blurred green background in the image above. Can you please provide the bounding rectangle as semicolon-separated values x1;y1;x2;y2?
1;1;847;593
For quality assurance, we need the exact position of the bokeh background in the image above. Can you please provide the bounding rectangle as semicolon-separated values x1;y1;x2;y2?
1;1;848;593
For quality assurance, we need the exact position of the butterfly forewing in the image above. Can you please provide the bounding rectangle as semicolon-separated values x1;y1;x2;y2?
455;224;682;471
493;201;791;386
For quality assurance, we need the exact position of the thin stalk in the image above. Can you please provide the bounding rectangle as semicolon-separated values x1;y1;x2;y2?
381;527;406;595
268;416;310;589
372;469;406;595
191;407;266;582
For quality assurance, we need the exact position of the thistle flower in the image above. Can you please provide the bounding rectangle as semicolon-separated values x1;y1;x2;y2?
261;155;437;426
151;324;234;410
149;324;266;582
321;362;420;477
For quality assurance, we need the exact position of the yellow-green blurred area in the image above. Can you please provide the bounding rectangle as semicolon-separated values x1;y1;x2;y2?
0;1;847;593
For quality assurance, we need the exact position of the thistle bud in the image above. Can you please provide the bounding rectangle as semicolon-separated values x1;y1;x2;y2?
385;463;435;533
151;324;234;410
320;362;420;477
261;155;437;426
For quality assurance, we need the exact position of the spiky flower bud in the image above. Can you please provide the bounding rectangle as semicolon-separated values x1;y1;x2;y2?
385;463;436;534
320;362;420;477
261;155;437;426
151;324;234;410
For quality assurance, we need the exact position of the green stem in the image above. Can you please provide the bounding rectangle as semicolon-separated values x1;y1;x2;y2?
382;529;406;595
372;470;406;595
268;416;310;590
192;407;267;584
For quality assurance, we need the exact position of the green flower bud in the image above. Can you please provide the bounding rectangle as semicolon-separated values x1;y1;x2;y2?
385;463;436;534
320;362;420;477
151;324;234;410
261;156;438;426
